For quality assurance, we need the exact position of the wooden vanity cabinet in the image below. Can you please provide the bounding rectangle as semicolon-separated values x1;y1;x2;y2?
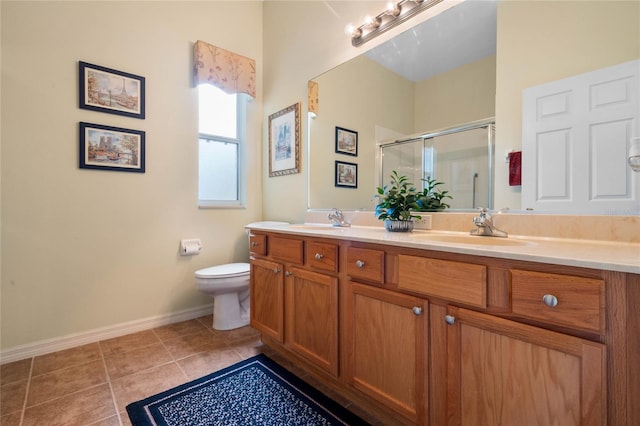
344;281;429;424
249;231;637;426
444;305;606;426
250;233;340;376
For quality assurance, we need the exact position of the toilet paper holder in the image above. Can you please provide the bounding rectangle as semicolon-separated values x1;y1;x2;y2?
180;239;202;256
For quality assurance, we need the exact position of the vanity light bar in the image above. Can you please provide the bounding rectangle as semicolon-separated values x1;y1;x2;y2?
350;0;444;47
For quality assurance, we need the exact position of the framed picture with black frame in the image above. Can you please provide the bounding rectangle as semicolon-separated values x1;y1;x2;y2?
79;61;146;119
79;122;145;173
335;161;357;188
335;126;358;156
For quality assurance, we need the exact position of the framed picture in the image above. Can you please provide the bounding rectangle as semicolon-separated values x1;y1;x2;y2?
79;61;146;119
79;122;145;173
269;103;300;177
335;161;358;188
335;126;358;156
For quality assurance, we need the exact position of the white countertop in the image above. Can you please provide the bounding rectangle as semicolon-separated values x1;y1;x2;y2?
246;223;640;274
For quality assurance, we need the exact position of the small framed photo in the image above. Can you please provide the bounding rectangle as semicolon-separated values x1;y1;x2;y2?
269;103;301;177
79;61;145;119
79;122;145;173
335;126;358;156
335;161;358;188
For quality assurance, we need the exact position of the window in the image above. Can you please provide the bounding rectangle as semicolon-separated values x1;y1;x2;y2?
198;84;246;208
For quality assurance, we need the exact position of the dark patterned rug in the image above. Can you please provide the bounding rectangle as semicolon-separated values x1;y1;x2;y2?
126;354;369;425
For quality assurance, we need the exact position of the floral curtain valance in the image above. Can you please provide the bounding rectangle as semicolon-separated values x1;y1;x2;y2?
193;40;256;98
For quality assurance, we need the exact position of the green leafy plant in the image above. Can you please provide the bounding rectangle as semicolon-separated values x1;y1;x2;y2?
415;176;452;211
375;171;422;221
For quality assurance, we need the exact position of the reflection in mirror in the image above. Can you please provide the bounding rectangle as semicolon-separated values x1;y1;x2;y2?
380;119;494;210
308;0;497;210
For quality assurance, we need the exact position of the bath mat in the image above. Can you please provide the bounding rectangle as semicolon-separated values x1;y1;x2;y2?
126;353;369;425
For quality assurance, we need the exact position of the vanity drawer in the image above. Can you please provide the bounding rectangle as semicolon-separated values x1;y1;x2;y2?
307;241;339;273
269;236;304;264
397;255;487;308
248;233;267;256
346;247;384;283
511;269;605;334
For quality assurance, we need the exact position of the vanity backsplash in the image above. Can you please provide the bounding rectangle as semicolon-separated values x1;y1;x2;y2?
304;210;640;244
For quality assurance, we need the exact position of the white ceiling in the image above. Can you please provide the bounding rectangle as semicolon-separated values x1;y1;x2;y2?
364;0;497;82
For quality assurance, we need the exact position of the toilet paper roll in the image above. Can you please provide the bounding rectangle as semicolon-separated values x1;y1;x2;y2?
180;239;202;256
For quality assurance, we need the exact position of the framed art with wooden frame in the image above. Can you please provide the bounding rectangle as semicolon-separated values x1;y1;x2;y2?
79;122;145;173
335;126;358;156
79;61;146;119
269;103;301;177
335;161;358;188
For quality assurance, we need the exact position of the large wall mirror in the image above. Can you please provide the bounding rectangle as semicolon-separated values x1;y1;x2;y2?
308;0;497;210
308;0;639;215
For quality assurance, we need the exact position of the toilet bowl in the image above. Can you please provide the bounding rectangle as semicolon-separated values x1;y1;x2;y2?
195;262;250;330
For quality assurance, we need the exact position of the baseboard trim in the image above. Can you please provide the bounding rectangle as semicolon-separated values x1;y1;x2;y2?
0;304;213;365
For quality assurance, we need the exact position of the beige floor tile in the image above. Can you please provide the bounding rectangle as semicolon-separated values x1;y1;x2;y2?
32;343;102;376
162;329;227;360
119;410;133;426
0;410;22;426
110;362;187;412
0;359;32;385
88;414;122;426
100;330;160;357
22;384;115;426
226;334;268;359
153;318;208;341
0;380;27;416
104;342;173;380
217;325;260;343
27;360;107;407
177;346;243;380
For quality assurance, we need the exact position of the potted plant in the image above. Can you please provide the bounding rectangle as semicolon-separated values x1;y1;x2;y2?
415;176;452;212
374;171;422;232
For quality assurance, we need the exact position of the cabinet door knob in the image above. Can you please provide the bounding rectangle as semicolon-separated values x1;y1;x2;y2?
542;294;558;307
251;241;258;247
356;260;365;268
412;306;423;316
273;268;281;274
285;271;292;277
315;253;324;260
445;315;456;325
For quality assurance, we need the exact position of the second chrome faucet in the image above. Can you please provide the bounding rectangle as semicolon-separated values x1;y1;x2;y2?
470;207;508;237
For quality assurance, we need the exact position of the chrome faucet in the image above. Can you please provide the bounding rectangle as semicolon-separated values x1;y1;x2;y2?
470;208;508;237
328;208;350;227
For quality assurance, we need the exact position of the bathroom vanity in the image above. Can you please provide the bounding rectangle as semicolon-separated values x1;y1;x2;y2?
245;223;639;426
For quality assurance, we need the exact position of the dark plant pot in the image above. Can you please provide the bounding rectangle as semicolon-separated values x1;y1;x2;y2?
384;220;414;232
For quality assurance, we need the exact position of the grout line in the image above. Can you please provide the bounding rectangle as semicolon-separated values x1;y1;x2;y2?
99;342;123;426
17;357;34;426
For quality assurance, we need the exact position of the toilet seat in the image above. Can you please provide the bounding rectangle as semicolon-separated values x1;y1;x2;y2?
195;262;250;279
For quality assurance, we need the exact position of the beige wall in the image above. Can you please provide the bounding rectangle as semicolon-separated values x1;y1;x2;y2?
414;55;496;132
1;1;263;349
495;0;640;210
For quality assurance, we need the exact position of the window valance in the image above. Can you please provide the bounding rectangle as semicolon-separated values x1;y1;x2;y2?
193;40;256;98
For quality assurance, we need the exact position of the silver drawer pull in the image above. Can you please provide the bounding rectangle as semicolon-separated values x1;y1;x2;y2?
356;260;365;268
273;268;281;274
412;306;423;316
542;294;558;307
315;253;324;260
445;315;456;325
285;271;292;277
251;242;258;247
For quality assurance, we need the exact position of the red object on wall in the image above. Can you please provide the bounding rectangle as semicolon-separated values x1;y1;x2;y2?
508;151;522;186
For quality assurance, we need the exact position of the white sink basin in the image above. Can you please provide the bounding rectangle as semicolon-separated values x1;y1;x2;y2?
414;233;534;247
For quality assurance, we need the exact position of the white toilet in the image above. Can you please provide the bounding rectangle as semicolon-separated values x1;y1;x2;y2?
195;262;251;330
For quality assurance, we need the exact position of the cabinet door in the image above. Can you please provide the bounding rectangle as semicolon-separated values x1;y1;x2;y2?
285;267;339;376
250;258;284;343
446;306;606;426
345;282;428;424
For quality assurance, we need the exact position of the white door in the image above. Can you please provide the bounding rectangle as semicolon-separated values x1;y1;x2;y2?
522;60;640;214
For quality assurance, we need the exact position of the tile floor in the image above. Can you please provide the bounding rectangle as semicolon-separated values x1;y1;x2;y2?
0;316;381;426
